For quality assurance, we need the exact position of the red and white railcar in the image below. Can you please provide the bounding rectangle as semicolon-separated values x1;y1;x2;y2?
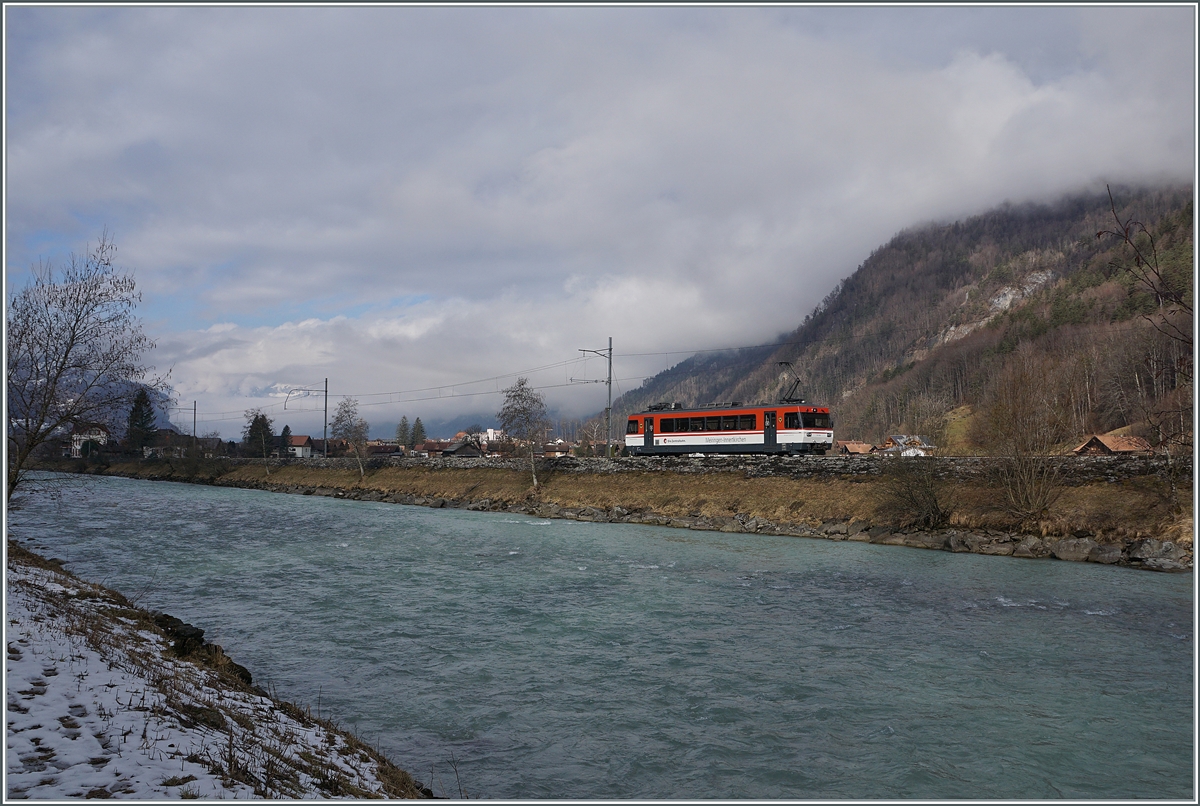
625;403;832;456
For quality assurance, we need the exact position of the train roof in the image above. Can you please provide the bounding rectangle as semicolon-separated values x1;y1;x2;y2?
632;401;828;415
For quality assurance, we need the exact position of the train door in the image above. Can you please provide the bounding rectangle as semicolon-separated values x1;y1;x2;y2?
644;417;654;451
764;411;777;451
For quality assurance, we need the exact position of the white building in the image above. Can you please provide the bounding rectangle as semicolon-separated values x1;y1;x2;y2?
70;424;109;458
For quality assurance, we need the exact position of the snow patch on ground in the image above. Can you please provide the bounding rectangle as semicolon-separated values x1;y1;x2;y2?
6;552;425;799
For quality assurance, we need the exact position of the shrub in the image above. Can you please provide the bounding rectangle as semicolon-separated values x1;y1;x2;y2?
877;457;951;529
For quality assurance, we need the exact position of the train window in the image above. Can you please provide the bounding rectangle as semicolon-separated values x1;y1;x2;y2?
721;416;737;430
802;412;831;429
739;414;756;430
690;417;705;432
660;418;675;433
784;412;800;430
626;420;639;435
705;416;720;431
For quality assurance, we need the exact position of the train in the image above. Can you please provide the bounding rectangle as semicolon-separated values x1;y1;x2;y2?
624;400;833;456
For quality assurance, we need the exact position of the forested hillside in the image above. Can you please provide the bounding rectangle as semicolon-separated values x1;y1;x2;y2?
612;185;1193;453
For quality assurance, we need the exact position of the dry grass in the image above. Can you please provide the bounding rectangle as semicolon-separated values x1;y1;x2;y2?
82;457;1193;539
540;471;877;525
939;405;979;455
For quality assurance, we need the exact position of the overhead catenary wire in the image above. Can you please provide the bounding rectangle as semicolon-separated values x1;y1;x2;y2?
186;314;1058;427
325;327;869;405
188;378;655;424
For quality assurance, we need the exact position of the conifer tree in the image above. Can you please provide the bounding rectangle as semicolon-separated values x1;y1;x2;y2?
126;388;157;456
395;416;410;448
243;409;275;475
410;417;426;448
279;424;292;458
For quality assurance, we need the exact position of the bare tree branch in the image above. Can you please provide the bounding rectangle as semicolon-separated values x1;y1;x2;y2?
497;378;549;489
331;398;369;479
7;233;164;499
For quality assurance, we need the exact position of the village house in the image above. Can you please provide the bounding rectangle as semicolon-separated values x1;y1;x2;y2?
442;439;483;458
835;440;874;455
361;439;399;458
874;435;937;456
143;426;185;459
286;434;314;459
310;438;347;457
1072;434;1154;456
67;423;109;458
418;439;452;457
196;436;224;459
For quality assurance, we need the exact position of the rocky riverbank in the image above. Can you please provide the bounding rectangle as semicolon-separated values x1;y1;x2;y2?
264;485;1194;573
5;541;431;799
56;454;1193;572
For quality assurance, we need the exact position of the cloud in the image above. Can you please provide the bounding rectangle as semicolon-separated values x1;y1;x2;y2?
5;6;1194;437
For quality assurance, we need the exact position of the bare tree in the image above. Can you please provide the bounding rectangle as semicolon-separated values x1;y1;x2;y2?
1099;185;1193;351
6;233;161;500
583;418;606;456
878;456;952;529
497;378;549;489
1099;187;1193;509
200;430;227;457
878;404;953;527
975;346;1071;520
331;397;370;478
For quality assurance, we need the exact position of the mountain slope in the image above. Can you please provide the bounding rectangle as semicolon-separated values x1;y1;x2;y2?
611;185;1193;447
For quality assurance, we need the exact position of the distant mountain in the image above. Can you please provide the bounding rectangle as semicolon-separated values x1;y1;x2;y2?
610;185;1193;448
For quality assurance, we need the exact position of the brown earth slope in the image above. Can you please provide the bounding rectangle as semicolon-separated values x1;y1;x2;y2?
51;455;1193;572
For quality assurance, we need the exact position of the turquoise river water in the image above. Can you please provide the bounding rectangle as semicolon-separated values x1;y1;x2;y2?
6;475;1194;799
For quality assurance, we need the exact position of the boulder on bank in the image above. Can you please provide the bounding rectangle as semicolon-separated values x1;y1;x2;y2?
1012;537;1051;559
1129;538;1192;571
154;613;206;655
153;613;253;686
577;506;608;522
948;532;983;553
1087;544;1123;564
978;539;1016;556
1051;537;1098;563
904;532;948;550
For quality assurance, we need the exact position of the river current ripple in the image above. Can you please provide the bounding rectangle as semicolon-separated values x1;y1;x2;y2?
7;475;1193;799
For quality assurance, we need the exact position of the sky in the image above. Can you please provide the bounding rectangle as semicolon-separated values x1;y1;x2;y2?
4;5;1196;440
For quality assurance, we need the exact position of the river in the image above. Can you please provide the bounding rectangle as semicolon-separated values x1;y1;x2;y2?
6;474;1193;799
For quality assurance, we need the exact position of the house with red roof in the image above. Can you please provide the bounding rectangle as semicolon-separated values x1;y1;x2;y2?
1072;434;1154;456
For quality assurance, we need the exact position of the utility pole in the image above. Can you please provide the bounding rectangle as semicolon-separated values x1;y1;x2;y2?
606;336;612;457
284;380;329;458
578;338;613;457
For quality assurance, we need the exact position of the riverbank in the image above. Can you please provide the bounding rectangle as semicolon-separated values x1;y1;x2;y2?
5;541;430;799
51;454;1193;572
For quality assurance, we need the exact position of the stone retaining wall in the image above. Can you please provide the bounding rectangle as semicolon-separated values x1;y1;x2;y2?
222;453;1187;486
